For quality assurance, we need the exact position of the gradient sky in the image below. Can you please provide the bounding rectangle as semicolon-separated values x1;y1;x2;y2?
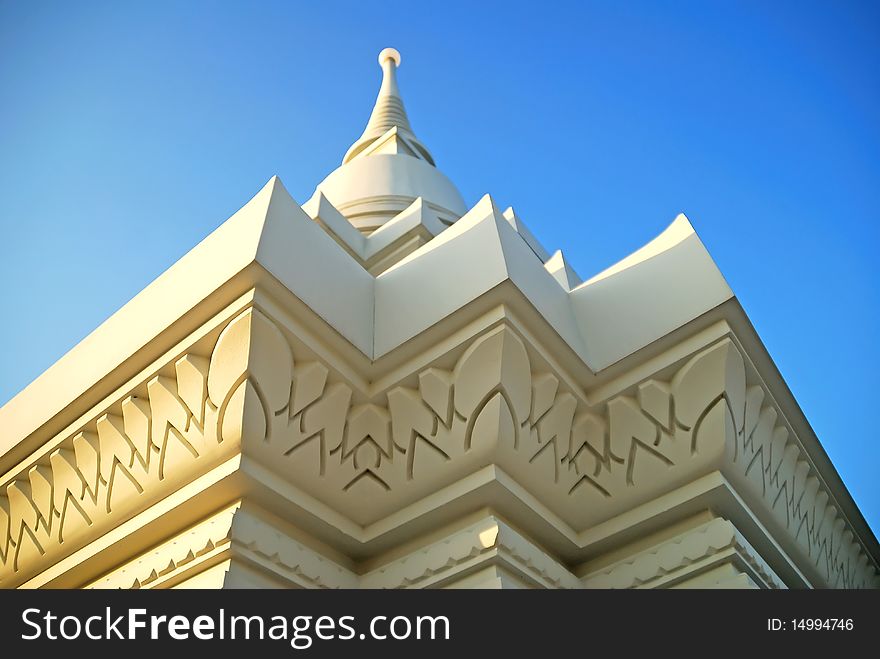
1;1;878;537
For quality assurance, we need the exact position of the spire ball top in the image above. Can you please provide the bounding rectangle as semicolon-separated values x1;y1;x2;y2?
378;47;401;68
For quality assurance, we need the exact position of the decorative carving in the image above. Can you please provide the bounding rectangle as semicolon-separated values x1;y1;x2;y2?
581;517;784;589
360;516;580;589
705;339;876;590
92;510;575;590
4;306;877;590
241;323;705;513
89;503;358;590
88;504;238;589
231;510;358;589
223;315;876;588
0;308;252;586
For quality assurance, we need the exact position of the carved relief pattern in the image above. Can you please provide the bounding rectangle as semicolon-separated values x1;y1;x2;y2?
582;517;784;589
238;312;877;589
360;517;581;589
245;321;703;501
708;341;878;589
231;510;359;589
0;310;252;586
3;307;877;590
87;504;239;590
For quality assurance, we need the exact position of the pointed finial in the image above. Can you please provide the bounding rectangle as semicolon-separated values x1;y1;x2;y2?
376;47;402;98
378;47;401;67
341;47;434;165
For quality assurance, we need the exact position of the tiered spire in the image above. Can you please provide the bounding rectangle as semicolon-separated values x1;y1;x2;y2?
342;48;435;165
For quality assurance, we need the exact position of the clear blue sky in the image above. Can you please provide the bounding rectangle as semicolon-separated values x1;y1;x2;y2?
1;1;878;537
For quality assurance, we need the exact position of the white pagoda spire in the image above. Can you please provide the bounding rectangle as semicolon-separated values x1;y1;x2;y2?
342;47;435;165
313;48;465;233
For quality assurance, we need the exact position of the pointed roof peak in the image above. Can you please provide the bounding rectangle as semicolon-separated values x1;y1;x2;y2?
343;48;434;166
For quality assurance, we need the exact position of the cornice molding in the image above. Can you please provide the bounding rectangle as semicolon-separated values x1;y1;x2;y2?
86;504;239;589
230;508;358;589
360;516;580;589
581;517;784;589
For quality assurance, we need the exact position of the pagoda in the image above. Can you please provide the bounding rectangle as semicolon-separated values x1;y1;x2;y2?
1;49;877;589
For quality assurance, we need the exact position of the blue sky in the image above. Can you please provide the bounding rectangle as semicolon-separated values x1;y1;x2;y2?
1;1;878;537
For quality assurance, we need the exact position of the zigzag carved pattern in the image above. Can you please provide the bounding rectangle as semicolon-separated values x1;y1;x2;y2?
3;308;877;590
0;310;251;584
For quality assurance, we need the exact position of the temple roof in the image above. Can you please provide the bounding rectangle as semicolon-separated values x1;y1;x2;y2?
0;174;733;453
0;49;738;452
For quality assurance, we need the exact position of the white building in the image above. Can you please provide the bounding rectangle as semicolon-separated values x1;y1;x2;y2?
0;49;877;589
